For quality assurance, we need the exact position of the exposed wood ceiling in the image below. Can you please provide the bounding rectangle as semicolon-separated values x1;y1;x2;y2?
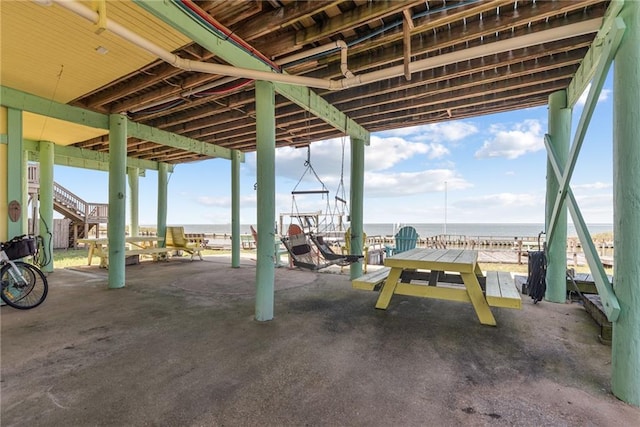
2;0;611;165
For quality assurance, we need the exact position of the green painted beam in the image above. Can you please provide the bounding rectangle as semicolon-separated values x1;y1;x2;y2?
1;86;241;161
545;91;569;304
6;108;25;239
545;135;620;321
0;134;8;144
135;0;369;144
107;114;127;288
547;17;625;242
611;0;640;406
567;0;625;107
274;84;369;143
349;137;365;279
1;86;109;129
254;81;276;321
27;151;105;171
127;121;243;161
23;139;171;172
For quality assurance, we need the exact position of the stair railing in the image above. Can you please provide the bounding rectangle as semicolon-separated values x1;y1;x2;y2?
87;203;109;223
52;183;108;222
53;182;87;216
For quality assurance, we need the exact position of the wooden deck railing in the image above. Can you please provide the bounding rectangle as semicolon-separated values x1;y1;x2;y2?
53;182;108;223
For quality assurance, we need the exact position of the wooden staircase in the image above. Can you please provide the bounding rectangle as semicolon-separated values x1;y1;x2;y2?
28;164;108;247
53;182;108;244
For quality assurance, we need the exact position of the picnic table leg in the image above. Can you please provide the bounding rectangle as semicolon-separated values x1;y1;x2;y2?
375;267;402;309
461;272;496;326
474;263;483;276
94;244;108;269
87;244;95;266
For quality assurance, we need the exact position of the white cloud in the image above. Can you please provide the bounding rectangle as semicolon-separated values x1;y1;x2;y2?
196;194;256;208
378;121;478;143
456;192;542;209
366;135;447;170
576;83;611;107
571;181;611;191
245;136;450;190
474;119;544;159
441;192;546;224
364;169;471;198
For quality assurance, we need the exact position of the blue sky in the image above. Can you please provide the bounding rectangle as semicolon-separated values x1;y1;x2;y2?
53;73;614;226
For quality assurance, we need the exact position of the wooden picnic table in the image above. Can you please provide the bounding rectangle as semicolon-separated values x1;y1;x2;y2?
78;237;166;268
355;248;521;326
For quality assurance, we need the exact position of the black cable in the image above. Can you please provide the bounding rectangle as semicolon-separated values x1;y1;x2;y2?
35;211;53;268
527;250;547;303
566;269;585;302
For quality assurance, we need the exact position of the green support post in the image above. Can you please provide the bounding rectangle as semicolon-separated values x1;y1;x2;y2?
107;114;127;289
255;81;276;322
349;137;365;280
157;163;168;247
22;156;28;234
231;150;241;268
6;108;24;239
612;0;640;407
128;167;139;237
545;91;570;302
38;141;54;273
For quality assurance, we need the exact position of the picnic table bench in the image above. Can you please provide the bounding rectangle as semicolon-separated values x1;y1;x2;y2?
78;237;168;268
352;248;521;326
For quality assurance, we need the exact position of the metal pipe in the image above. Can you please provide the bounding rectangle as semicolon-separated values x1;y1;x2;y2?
277;40;353;78
276;41;343;66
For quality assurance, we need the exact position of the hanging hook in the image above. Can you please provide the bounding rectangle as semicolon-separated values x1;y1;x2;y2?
304;145;311;167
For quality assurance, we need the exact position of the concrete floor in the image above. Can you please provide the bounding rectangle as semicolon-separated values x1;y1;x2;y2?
2;255;639;426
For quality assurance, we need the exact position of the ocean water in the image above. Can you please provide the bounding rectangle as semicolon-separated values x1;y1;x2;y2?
154;223;614;239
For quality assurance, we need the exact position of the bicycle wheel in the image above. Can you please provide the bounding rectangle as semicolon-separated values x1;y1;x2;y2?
1;261;48;309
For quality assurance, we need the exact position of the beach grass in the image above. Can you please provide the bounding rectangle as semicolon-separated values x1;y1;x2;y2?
50;248;243;269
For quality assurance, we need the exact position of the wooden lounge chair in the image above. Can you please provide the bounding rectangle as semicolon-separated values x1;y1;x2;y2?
385;226;419;257
165;226;203;260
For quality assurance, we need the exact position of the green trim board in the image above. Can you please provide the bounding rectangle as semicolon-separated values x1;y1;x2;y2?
1;86;109;130
567;0;625;107
127;121;243;161
274;84;369;143
1;86;242;161
6;108;25;238
23;139;171;172
135;0;370;144
547;17;625;242
545;134;620;322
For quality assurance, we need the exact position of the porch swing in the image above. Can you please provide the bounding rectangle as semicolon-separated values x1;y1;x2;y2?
281;143;362;270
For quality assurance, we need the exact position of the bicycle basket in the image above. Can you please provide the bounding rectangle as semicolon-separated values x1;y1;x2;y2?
4;237;37;260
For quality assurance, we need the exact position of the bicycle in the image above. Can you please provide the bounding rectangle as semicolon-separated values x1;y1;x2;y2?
0;235;48;310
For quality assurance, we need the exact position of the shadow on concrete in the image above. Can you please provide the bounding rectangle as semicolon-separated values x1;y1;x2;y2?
2;255;638;426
